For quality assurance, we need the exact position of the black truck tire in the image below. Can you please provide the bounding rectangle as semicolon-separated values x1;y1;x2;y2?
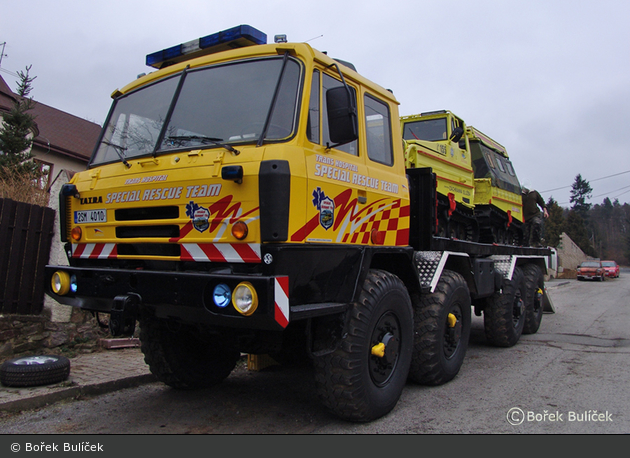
313;269;413;422
0;355;70;387
522;264;544;335
483;266;526;347
408;270;471;386
139;318;240;389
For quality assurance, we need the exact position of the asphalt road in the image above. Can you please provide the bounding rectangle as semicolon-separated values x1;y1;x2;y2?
1;274;628;434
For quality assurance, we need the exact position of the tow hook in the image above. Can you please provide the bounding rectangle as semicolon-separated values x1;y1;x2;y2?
110;294;141;337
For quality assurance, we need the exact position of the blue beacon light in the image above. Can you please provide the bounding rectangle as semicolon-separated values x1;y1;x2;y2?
146;25;267;69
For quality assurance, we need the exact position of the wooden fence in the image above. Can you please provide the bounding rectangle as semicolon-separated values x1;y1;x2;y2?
0;198;55;315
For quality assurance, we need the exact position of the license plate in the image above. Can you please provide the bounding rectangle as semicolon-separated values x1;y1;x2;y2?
74;209;107;224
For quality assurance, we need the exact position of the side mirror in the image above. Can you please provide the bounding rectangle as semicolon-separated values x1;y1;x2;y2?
450;126;464;143
326;86;358;146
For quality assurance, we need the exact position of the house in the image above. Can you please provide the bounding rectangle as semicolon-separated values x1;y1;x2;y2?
0;74;101;188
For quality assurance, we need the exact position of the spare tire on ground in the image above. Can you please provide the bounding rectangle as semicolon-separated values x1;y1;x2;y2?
0;355;71;387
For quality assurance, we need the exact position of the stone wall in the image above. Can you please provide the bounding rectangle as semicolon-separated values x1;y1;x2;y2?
0;308;108;358
556;232;589;278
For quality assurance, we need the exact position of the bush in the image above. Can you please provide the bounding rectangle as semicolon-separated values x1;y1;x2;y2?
0;166;49;207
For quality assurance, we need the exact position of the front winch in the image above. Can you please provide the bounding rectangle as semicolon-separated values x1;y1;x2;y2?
109;294;141;337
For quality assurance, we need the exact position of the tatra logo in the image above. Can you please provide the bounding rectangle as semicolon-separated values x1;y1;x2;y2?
312;187;334;230
80;196;103;205
186;201;210;233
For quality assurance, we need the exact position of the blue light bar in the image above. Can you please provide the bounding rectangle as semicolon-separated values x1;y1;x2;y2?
146;25;267;69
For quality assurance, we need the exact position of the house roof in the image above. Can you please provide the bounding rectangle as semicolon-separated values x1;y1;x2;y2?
0;75;101;163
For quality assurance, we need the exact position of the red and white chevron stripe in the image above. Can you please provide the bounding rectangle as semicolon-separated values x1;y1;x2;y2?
71;242;261;263
180;243;261;263
72;243;118;259
274;276;290;328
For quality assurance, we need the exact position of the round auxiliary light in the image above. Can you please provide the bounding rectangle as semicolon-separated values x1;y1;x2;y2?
70;274;78;293
232;221;248;240
232;282;258;316
213;283;232;308
71;226;82;241
51;271;71;296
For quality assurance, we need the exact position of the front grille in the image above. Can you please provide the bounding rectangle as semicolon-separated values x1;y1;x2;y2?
117;244;181;257
115;206;179;221
116;225;180;238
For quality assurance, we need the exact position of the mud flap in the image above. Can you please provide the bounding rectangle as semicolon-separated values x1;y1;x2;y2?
543;286;555;313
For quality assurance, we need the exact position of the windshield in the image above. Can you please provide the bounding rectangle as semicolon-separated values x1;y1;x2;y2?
402;118;447;142
580;262;600;268
601;262;616;267
91;56;302;166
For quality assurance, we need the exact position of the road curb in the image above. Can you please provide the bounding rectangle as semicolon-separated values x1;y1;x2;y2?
0;373;156;413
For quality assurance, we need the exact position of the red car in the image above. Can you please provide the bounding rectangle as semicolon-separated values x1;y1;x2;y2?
601;260;620;278
577;261;606;281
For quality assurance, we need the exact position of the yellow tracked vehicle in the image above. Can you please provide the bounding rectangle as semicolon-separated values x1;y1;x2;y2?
401;110;523;244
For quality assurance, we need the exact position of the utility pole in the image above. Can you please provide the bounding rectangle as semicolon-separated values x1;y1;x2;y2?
0;42;6;68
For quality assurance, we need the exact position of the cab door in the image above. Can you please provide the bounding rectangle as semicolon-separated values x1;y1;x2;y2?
299;69;369;245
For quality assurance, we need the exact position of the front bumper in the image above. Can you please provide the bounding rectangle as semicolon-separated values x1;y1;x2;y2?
45;265;291;331
577;271;602;280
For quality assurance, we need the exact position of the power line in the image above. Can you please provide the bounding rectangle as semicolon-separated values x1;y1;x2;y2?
591;184;630;199
556;184;630;206
541;169;630;193
0;67;18;78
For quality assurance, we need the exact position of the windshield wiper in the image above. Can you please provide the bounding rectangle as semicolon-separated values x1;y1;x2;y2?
166;135;240;155
102;141;131;168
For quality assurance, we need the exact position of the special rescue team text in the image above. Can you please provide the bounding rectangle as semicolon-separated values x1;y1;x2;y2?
105;184;221;204
314;155;399;193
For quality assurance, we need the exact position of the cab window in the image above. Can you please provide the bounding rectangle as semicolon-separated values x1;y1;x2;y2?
364;94;393;166
307;70;320;143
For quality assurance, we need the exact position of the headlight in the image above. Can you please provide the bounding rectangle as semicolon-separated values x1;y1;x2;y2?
51;271;71;295
232;282;258;316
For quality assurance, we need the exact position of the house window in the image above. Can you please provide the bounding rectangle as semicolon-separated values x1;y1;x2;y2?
33;158;53;190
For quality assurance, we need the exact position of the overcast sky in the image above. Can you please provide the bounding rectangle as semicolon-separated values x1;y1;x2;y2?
2;0;629;207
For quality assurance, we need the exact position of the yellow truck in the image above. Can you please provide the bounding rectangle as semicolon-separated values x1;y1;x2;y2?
46;25;549;422
402;110;524;244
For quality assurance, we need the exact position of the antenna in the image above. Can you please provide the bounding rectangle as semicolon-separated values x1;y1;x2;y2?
305;35;323;43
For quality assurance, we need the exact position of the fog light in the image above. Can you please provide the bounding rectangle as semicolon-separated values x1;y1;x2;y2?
232;221;248;240
232;282;258;316
51;271;71;295
213;283;231;308
71;226;82;241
